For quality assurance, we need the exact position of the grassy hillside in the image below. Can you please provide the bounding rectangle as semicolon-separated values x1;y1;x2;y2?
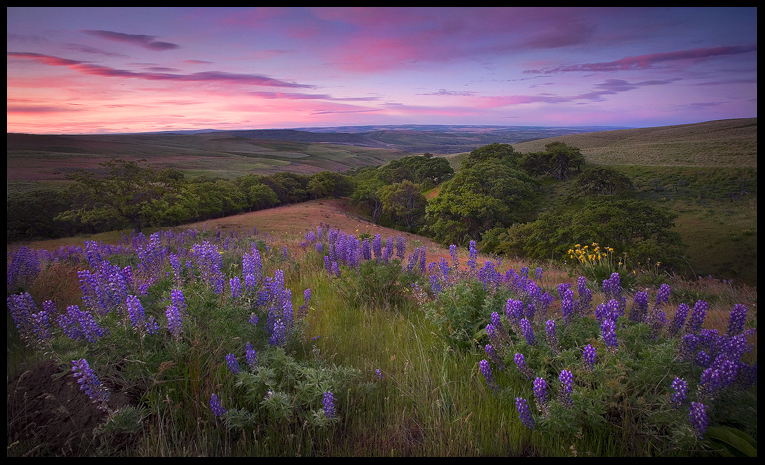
504;118;758;287
511;118;757;167
7;132;411;182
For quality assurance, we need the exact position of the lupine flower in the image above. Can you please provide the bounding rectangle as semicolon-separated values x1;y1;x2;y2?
716;358;738;387
535;267;543;280
533;377;549;415
171;289;186;315
695;350;711;368
226;353;241;374
245;342;257;369
249;312;259;327
373;234;382;260
210;394;226;418
545;320;560;354
375;369;383;379
71;358;110;412
697;367;722;401
726;304;747;337
561;298;574;325
629;291;650;322
514;353;534;380
688;402;709;439
583;344;597;371
323;391;335;418
668;303;690;337
689;300;708;333
449;244;458;267
484;345;505;370
396;235;406;260
677;333;699;361
230;276;242;298
479;359;500;392
166;304;183;339
601;318;618;353
270;318;286;346
558;371;574;408
520;318;536;346
515;397;535;429
671;377;688;409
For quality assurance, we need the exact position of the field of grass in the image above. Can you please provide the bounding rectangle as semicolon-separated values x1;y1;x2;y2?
7;195;757;456
6;132;411;182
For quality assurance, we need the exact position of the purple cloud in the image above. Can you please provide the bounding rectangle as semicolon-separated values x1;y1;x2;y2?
524;44;758;74
7;51;314;88
81;29;180;51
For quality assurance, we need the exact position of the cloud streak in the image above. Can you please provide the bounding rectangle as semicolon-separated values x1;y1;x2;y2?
80;29;180;51
7;52;314;88
524;44;758;74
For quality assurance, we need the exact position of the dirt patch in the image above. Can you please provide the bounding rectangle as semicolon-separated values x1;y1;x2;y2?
7;359;135;456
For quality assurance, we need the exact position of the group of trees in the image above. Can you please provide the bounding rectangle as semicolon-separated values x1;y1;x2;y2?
8;141;686;274
7;159;354;241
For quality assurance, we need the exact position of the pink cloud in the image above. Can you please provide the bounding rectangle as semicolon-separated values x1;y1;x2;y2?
7;52;313;88
525;43;758;74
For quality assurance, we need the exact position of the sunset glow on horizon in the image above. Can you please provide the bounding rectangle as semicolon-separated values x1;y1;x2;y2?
7;7;757;134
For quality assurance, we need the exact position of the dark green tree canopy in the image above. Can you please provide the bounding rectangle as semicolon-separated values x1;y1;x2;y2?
424;159;537;246
571;166;635;198
493;198;685;270
55;158;184;233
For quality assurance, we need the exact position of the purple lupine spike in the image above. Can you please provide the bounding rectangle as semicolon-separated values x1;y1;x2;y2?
688;402;709;439
514;352;534;380
484;344;505;370
668;303;690;337
323;391;336;418
479;359;500;392
230;276;242;299
533;377;549;415
225;353;241;374
520;318;536;346
71;358;110;412
689;300;708;333
559;369;574;408
601;318;618;353
515;397;534;429
545;319;560;354
210;393;226;418
583;344;597;371
166;304;183;339
670;377;688;409
629;291;650;322
726;304;747;337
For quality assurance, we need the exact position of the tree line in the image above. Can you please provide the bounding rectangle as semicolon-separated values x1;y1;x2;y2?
7;141;685;273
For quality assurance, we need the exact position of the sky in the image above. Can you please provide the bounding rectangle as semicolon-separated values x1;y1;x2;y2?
6;7;758;134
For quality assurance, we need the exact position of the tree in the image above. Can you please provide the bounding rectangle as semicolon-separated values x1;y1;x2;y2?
248;184;280;211
351;176;386;224
572;166;635;198
544;141;586;180
55;158;183;233
465;143;520;167
381;180;427;231
492;199;685;270
307;171;355;199
424;158;537;245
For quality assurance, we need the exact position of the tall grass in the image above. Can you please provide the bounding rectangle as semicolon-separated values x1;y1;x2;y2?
7;224;757;456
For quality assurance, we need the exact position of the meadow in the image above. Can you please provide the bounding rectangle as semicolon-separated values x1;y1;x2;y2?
7;198;757;457
6;119;758;456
